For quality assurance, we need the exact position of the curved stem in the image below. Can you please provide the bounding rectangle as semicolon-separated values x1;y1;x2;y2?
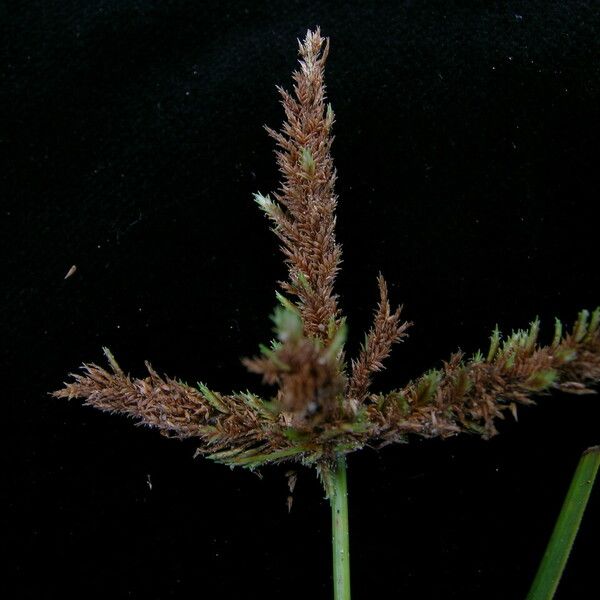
330;455;351;600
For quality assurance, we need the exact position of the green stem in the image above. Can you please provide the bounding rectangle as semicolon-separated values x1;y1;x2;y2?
330;455;351;600
527;445;600;600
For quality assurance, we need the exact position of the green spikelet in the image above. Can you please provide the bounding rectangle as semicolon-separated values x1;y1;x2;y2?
393;391;412;415
415;370;442;406
258;343;290;371
272;303;303;342
471;350;484;364
229;445;309;469
197;383;229;414
464;420;487;435
239;391;276;419
324;319;347;361
253;191;274;213
327;315;338;340
515;329;529;350
585;307;600;341
325;103;334;130
552;317;563;349
301;147;316;176
102;346;123;375
555;348;577;365
453;367;472;400
573;309;590;343
500;335;516;368
487;325;501;362
525;317;540;352
294;271;313;293
275;291;300;315
525;369;558;392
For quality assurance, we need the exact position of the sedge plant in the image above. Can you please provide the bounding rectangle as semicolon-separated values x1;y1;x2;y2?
54;29;600;599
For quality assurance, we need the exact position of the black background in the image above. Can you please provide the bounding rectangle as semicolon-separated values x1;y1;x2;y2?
4;1;600;598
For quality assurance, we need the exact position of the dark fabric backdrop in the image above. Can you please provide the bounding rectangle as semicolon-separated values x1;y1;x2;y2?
3;1;600;598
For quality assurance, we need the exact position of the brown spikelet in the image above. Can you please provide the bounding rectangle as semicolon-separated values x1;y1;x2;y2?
369;312;600;446
243;308;347;427
347;275;411;407
53;354;281;457
256;27;342;341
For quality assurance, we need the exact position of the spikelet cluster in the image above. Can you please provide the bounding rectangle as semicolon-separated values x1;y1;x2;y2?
53;29;600;485
254;28;342;342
